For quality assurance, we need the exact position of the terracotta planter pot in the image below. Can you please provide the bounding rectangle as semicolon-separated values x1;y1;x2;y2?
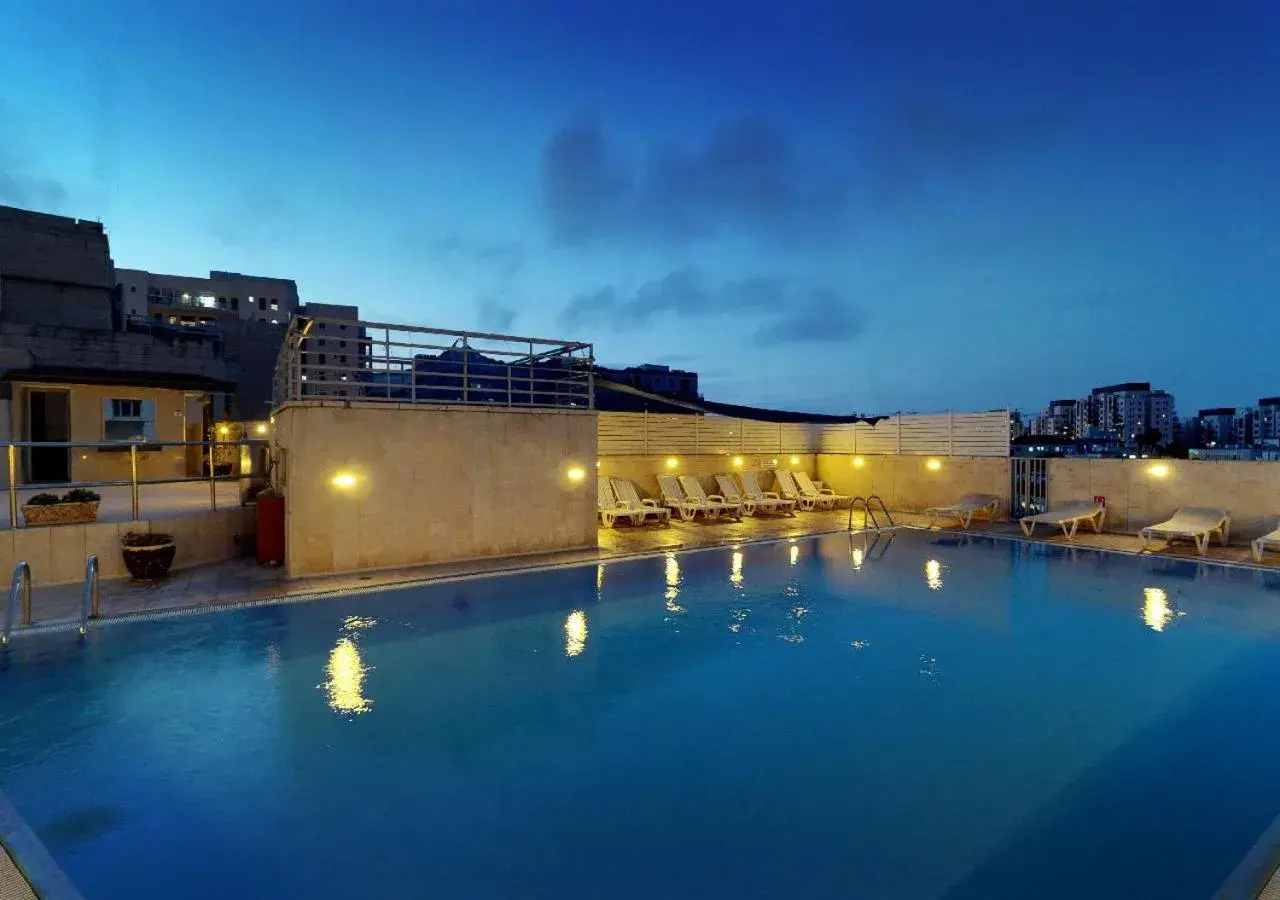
121;541;176;580
21;501;100;527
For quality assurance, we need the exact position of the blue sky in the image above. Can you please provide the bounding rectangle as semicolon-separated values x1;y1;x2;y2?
1;0;1276;415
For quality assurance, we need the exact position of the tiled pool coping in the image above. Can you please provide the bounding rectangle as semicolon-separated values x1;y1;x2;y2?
0;790;83;900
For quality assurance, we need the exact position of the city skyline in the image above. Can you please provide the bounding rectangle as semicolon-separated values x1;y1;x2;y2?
1;0;1276;415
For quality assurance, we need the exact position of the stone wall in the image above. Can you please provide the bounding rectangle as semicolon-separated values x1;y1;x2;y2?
0;205;114;330
1;506;253;587
815;454;1011;515
1048;458;1280;541
275;401;597;577
0;322;232;381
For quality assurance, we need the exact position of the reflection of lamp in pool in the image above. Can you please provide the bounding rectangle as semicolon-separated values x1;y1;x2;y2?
730;550;744;587
564;610;588;657
596;563;605;594
852;547;865;569
1142;587;1174;632
925;559;943;590
789;543;800;566
324;637;372;714
665;553;683;612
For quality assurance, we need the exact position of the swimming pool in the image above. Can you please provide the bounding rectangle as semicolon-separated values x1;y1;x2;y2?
2;529;1280;899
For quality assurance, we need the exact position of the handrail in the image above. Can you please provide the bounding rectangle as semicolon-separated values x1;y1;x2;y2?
80;555;99;636
848;495;896;532
2;561;32;645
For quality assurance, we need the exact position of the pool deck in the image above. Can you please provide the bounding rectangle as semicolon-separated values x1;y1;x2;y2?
6;507;1279;632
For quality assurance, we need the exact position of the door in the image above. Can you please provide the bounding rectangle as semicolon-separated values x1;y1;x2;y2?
27;389;71;483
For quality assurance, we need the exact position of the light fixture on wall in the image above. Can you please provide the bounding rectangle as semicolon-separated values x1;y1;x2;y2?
789;456;800;465
217;424;230;437
330;471;359;490
1147;463;1170;478
665;457;679;469
852;457;865;468
255;423;269;435
732;456;744;468
566;466;586;483
926;458;942;471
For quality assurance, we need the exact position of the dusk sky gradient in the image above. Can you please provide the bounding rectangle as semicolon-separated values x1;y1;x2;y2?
1;0;1276;414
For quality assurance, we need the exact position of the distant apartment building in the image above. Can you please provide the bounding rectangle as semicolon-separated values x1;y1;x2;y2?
115;268;300;327
1259;397;1280;445
296;303;364;399
1088;382;1177;451
1195;408;1237;446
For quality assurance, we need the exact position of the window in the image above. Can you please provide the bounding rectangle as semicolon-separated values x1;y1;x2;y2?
318;353;326;365
270;299;279;311
104;398;156;441
218;296;227;307
130;285;136;292
339;340;346;348
258;297;266;310
319;339;326;347
231;297;239;310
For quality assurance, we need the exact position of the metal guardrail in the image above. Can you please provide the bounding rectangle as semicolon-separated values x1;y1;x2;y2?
273;317;595;410
81;555;99;635
4;438;270;529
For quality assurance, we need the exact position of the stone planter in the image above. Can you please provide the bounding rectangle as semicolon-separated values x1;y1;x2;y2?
21;501;101;527
121;535;176;580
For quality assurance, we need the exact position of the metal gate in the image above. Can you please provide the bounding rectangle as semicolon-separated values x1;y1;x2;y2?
1011;458;1047;520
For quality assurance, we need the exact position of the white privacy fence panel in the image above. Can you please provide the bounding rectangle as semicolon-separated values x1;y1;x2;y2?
598;410;1010;457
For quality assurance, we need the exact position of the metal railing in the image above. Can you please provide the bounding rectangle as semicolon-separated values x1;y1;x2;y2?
848;495;895;531
4;438;271;529
1;561;31;644
273;317;595;410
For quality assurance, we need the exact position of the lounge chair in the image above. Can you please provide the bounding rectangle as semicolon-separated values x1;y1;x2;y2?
597;476;628;527
773;469;818;511
713;474;757;516
926;493;1001;528
1253;522;1280;563
609;478;671;526
793;471;851;509
1019;501;1106;539
679;475;743;520
737;470;797;516
1140;507;1231;556
658;474;720;521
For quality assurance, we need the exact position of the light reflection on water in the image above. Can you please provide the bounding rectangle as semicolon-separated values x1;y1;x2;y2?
564;610;588;658
665;553;684;613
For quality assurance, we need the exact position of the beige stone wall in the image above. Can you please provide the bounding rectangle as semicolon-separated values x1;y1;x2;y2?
0;507;252;587
598;453;817;503
1048;458;1280;540
276;402;597;578
815;454;1010;515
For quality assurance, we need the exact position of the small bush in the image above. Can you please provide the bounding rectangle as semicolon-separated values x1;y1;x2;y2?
27;493;63;506
121;531;174;548
62;488;101;503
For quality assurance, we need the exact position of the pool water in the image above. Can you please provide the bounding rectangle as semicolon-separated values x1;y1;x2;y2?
3;530;1280;899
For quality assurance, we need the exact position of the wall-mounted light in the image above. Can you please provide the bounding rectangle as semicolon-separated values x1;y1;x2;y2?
732;456;744;468
665;457;679;469
217;424;230;437
1147;463;1170;478
255;423;269;435
566;466;586;483
789;455;800;465
330;471;359;490
771;458;779;466
926;458;942;471
852;457;865;468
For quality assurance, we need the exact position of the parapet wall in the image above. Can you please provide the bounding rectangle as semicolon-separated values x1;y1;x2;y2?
275;401;597;578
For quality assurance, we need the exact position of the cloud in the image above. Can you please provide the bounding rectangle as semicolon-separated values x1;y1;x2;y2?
427;236;525;279
540;114;846;246
558;269;865;346
477;293;517;332
0;171;68;211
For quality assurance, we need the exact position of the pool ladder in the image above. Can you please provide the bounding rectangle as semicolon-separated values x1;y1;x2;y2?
848;495;894;532
0;555;99;645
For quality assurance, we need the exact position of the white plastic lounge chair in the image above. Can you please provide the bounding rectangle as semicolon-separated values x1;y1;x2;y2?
714;474;758;516
773;469;817;511
658;474;720;521
609;478;671;526
597;476;628;527
1019;500;1106;539
679;475;743;520
737;470;797;516
926;494;1001;528
793;471;850;509
1253;522;1280;563
1140;507;1231;556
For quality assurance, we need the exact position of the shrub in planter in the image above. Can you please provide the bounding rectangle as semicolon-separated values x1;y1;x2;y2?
121;531;176;580
21;489;102;526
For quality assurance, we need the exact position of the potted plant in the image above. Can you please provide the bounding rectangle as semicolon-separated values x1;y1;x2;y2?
21;488;102;526
121;531;176;580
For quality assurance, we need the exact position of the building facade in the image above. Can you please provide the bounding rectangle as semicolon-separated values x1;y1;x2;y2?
296;303;364;398
596;363;699;401
116;268;300;328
